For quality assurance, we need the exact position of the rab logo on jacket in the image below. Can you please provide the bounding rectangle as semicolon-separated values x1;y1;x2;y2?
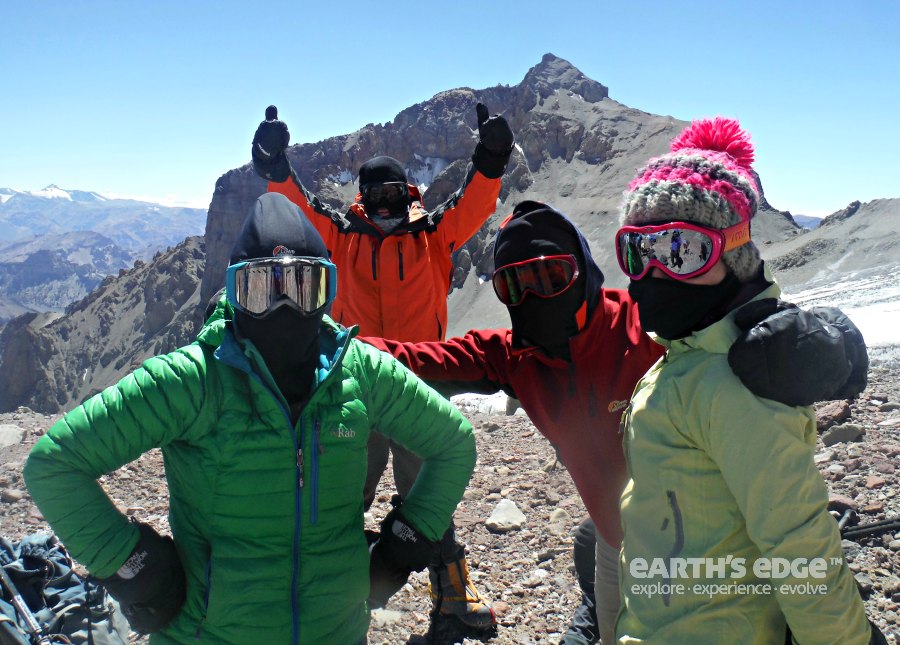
330;425;356;439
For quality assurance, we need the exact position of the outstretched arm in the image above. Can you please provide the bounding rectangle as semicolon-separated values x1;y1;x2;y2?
361;329;515;399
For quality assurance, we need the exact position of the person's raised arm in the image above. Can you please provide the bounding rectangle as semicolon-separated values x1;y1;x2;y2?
432;103;515;247
250;105;344;244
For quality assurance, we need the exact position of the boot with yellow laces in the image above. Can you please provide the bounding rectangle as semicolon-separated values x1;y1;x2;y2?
428;547;496;630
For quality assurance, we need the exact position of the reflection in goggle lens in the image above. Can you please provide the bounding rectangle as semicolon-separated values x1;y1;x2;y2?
229;258;334;316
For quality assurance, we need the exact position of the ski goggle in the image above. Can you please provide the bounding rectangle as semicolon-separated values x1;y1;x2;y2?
492;254;580;306
225;256;337;317
360;182;409;203
615;220;751;280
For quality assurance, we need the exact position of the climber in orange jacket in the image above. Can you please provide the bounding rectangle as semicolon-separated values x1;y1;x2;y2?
250;102;515;630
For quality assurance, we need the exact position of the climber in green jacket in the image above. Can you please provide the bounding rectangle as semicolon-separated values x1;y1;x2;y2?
24;192;476;645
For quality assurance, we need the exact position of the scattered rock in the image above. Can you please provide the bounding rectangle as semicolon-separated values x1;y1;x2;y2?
486;499;527;533
821;423;865;446
817;400;851;432
866;476;887;490
0;425;24;449
0;489;26;503
878;402;900;412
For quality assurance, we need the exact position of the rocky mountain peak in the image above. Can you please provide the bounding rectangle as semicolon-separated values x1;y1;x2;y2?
520;53;609;103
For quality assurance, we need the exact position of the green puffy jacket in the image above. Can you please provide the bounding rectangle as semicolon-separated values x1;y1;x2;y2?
24;312;476;644
617;282;870;644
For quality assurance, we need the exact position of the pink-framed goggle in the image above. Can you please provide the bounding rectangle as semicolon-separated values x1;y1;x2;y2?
615;220;750;280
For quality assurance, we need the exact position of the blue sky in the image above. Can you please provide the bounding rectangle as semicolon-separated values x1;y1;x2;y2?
2;1;898;216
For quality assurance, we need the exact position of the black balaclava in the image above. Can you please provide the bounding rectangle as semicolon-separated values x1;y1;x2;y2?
358;156;411;229
628;262;771;341
229;192;329;405
265;105;278;120
493;201;594;361
627;272;743;341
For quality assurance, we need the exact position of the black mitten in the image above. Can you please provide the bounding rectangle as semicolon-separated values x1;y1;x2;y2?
251;105;291;182
728;299;856;407
807;305;868;398
97;522;186;634
471;102;514;179
368;499;439;608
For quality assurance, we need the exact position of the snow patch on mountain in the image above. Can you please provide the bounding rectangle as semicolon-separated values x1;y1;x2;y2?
327;169;354;185
409;155;450;191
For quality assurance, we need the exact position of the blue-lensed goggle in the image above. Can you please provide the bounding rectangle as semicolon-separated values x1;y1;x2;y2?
225;256;337;317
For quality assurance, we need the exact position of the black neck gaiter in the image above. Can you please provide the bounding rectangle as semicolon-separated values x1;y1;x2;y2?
508;281;583;361
234;308;321;405
628;272;743;341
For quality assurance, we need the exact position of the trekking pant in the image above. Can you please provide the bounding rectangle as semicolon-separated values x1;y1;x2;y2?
594;530;622;645
364;431;463;562
565;518;601;644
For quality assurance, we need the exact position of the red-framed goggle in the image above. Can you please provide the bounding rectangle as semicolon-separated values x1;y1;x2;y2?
492;254;580;306
615;220;750;280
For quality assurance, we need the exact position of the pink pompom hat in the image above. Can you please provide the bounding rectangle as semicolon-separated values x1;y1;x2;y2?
620;117;762;281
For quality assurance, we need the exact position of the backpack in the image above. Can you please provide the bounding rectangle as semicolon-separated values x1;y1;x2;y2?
0;533;129;645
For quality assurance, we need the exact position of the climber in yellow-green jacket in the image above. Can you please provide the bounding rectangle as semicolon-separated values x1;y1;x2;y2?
613;118;885;644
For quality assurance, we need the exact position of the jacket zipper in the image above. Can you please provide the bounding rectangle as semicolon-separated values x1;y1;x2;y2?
311;420;321;524
292;419;304;645
398;242;405;280
371;246;378;280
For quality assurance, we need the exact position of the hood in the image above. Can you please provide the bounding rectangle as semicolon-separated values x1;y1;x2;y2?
493;200;605;320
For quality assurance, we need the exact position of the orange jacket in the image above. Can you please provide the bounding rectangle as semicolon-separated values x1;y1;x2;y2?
268;167;501;341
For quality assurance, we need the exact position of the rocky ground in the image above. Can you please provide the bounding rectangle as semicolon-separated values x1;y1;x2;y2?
1;363;898;644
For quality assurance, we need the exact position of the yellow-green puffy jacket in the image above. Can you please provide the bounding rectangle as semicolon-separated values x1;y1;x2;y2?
617;282;870;644
24;312;475;644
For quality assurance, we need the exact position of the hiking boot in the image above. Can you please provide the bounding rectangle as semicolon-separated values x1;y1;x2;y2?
428;554;496;630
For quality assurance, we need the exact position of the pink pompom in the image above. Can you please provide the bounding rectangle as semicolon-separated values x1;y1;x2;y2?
670;117;755;169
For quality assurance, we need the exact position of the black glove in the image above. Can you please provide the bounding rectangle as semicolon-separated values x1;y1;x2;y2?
368;499;439;609
97;522;186;634
251;105;291;183
807;305;868;399
471;102;514;179
727;299;866;407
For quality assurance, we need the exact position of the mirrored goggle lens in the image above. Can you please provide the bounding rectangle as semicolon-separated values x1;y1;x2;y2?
617;227;717;278
492;256;578;306
228;259;334;315
362;182;408;203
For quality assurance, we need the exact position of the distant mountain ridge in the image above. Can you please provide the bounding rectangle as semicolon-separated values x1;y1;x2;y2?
0;185;206;320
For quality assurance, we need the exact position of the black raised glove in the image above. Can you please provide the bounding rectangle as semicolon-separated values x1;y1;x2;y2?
471;102;514;179
727;299;866;407
368;500;439;609
97;522;186;634
251;105;291;183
